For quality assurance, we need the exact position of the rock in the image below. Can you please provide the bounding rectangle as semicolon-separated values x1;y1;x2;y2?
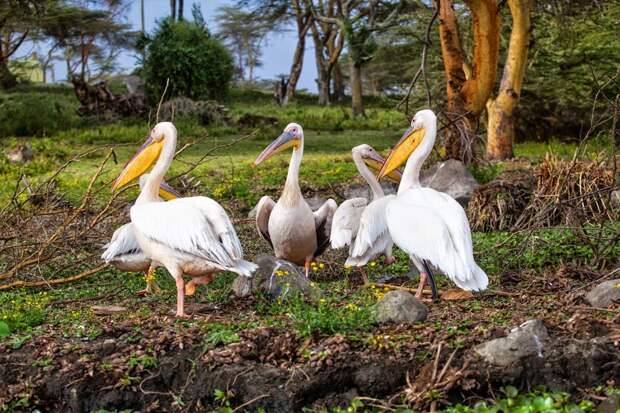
585;279;620;308
6;143;33;163
91;305;127;315
344;181;398;200
375;290;428;324
420;159;478;206
597;394;619;413
474;319;549;366
232;255;321;301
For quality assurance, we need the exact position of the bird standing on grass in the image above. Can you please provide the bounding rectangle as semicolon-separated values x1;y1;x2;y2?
112;122;257;317
253;123;337;278
330;144;402;283
377;110;488;298
102;173;181;296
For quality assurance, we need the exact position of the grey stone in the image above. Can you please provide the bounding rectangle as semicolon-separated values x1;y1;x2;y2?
375;290;428;324
232;255;321;301
475;319;549;366
585;279;620;308
91;305;127;315
420;159;478;206
596;394;619;413
344;181;398;200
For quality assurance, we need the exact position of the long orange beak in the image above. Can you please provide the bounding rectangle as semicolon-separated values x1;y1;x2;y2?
363;151;403;183
253;131;300;166
377;126;426;180
112;136;164;191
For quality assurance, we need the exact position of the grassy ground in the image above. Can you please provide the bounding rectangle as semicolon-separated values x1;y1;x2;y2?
0;88;618;412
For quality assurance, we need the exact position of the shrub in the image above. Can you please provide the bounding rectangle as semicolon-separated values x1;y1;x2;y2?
0;92;79;137
143;18;234;102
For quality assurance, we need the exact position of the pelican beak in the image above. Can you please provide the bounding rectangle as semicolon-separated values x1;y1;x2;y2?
112;136;164;191
158;181;181;200
377;126;426;180
252;131;299;166
363;151;403;183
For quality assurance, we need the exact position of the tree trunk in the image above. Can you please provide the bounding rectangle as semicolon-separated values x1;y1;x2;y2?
486;0;531;160
332;62;345;102
178;0;184;20
0;58;16;89
438;0;500;162
285;3;311;105
170;0;176;20
349;56;364;117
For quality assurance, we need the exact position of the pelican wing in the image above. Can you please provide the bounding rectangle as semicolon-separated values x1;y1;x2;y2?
350;195;395;261
255;195;275;249
313;198;337;257
330;197;367;249
386;189;488;291
101;223;141;261
130;196;243;267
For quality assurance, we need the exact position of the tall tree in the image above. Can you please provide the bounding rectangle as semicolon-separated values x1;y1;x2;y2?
216;6;270;83
438;0;500;162
486;0;531;160
0;0;56;88
178;0;184;20
313;0;402;117
283;0;313;104
170;0;176;20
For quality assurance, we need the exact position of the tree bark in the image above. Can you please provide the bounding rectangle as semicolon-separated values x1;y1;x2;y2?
486;0;531;160
285;1;312;105
438;0;500;162
170;0;176;20
0;58;16;89
349;56;364;117
178;0;184;20
332;62;345;102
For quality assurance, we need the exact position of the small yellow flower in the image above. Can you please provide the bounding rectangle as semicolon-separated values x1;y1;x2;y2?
319;263;325;269
369;261;377;268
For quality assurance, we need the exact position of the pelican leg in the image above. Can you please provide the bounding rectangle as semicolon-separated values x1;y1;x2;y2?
175;276;187;317
411;257;438;300
304;258;312;278
186;274;214;296
422;260;438;300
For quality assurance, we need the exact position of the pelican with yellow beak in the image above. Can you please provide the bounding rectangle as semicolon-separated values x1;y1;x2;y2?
377;109;488;298
113;122;257;317
101;174;181;296
330;144;402;283
253;123;337;277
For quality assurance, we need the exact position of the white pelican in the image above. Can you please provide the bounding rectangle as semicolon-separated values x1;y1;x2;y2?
378;109;488;298
101;174;181;295
253;123;337;277
330;144;402;283
112;122;257;317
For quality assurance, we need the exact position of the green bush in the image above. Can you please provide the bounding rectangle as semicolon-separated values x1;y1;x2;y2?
143;18;234;102
0;92;79;137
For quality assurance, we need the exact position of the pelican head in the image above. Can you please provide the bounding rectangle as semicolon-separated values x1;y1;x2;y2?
352;144;402;183
112;122;176;191
378;109;436;180
253;122;303;166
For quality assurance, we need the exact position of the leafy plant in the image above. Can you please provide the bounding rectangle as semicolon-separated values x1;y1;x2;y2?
143;18;234;102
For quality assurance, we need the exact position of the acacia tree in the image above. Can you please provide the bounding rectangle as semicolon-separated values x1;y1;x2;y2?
438;0;500;162
485;0;532;160
313;0;402;117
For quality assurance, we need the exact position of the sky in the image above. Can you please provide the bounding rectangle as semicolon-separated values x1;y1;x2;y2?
41;0;320;92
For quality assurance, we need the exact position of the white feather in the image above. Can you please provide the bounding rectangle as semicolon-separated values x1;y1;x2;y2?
330;197;367;249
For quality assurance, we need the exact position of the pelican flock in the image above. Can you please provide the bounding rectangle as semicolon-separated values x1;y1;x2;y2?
378;109;488;297
330;144;401;283
106;110;488;316
252;123;337;277
111;122;257;317
102;174;181;295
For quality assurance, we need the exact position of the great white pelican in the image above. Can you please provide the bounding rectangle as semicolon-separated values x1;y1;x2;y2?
330;144;401;283
112;122;257;317
101;174;181;295
253;123;337;277
377;109;488;298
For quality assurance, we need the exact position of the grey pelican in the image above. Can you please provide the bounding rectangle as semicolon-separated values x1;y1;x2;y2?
378;109;488;298
253;123;337;277
112;122;257;317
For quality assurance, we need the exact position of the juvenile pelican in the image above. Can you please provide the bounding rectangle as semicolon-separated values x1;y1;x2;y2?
113;122;257;317
330;145;402;283
378;109;488;298
101;174;181;295
253;123;337;277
